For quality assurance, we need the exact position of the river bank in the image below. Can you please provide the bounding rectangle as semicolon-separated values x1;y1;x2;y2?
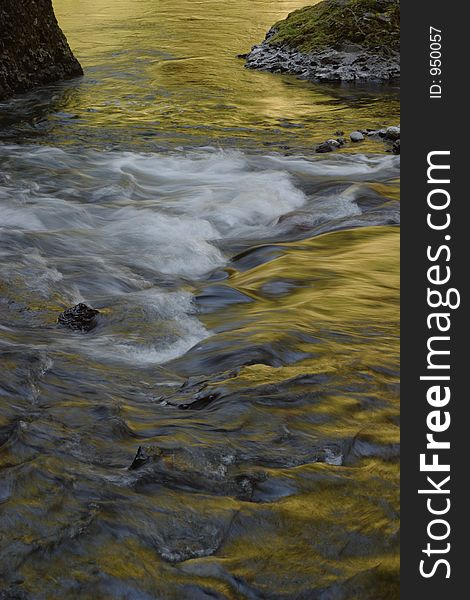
243;0;400;82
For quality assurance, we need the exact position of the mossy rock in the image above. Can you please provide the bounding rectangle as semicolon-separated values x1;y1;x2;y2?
268;0;400;55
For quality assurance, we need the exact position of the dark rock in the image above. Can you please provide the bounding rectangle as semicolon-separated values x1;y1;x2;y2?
57;303;100;332
234;472;269;500
316;141;334;153
385;126;400;141
0;0;83;100
245;43;400;82
392;139;400;155
129;445;162;470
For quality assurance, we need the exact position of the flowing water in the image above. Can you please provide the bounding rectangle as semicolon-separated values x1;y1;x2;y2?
0;2;399;598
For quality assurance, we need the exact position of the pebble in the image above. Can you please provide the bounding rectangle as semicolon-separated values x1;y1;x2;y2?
314;125;400;154
350;131;364;142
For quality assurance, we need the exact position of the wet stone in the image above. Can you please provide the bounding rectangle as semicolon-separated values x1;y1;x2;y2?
315;142;334;153
58;303;100;332
350;131;365;142
392;139;400;155
385;126;400;141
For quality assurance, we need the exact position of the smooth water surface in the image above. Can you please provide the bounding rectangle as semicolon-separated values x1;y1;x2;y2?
0;0;399;152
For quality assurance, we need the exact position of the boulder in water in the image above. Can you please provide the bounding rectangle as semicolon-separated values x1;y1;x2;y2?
0;0;83;100
58;303;100;332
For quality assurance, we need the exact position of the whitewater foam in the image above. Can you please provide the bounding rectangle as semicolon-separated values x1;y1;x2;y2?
0;145;398;364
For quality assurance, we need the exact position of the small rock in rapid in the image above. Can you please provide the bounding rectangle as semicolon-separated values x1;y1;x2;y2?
350;131;364;142
334;130;344;136
385;126;400;141
392;139;400;155
58;303;100;332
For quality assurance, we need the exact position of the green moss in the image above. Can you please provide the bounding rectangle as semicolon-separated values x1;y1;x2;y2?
268;0;400;55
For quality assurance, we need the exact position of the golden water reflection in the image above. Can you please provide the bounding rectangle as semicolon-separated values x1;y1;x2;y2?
47;0;400;150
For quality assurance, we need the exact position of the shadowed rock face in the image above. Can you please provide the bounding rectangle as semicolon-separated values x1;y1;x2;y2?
0;0;83;100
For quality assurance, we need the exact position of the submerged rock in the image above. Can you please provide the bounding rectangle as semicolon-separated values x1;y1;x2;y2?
58;303;100;332
0;0;83;100
128;445;162;470
128;443;269;502
244;0;400;82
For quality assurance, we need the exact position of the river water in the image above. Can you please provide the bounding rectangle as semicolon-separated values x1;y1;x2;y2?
0;1;400;598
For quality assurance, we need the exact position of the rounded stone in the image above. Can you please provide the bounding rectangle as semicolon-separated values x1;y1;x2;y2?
350;131;365;142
